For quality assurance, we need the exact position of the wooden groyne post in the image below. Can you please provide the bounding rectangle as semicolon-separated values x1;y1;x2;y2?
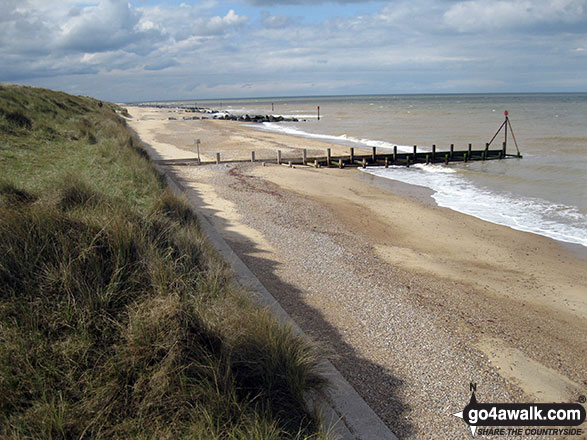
195;138;201;164
165;138;521;169
161;142;522;168
161;110;522;169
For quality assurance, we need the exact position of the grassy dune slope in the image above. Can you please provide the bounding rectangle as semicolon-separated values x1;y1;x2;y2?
0;84;328;439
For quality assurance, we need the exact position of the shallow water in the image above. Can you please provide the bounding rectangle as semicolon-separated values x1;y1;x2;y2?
156;94;587;248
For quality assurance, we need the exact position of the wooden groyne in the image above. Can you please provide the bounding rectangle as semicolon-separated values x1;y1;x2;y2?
156;111;523;169
156;142;522;169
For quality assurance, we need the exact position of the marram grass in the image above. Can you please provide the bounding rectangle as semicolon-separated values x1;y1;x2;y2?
0;84;330;439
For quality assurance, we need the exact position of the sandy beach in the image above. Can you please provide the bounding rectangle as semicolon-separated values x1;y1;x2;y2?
126;106;586;439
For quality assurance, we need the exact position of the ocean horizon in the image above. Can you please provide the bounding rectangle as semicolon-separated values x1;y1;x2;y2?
133;91;587;105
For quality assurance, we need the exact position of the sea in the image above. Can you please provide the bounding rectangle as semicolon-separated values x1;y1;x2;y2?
163;94;587;250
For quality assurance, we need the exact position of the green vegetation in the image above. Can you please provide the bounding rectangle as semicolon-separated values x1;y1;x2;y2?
0;84;329;439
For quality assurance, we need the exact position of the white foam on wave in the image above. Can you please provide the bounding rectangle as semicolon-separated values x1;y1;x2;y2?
362;166;587;248
412;163;457;174
253;122;414;152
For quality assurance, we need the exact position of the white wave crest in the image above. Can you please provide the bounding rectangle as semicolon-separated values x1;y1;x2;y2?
254;122;414;152
362;166;587;248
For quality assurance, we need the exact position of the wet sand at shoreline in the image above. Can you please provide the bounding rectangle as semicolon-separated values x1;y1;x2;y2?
126;106;586;439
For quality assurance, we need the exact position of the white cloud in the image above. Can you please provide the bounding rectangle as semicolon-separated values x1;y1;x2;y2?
138;4;248;39
261;11;294;28
58;0;145;52
205;9;248;34
376;0;444;30
444;0;587;32
2;0;586;100
244;0;374;4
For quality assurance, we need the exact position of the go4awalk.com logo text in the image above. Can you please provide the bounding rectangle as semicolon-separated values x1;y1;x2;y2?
452;383;586;437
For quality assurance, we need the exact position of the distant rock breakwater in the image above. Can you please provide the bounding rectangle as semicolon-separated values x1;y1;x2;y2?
142;104;302;123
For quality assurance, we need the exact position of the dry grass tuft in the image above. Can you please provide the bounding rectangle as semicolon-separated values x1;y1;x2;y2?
0;84;330;439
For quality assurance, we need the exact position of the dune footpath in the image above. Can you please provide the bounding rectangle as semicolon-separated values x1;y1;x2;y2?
126;106;586;439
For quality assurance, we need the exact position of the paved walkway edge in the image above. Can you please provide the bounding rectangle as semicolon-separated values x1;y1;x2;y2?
157;163;398;440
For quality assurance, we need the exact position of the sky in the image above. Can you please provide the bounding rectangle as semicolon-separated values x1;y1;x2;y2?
1;0;587;101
